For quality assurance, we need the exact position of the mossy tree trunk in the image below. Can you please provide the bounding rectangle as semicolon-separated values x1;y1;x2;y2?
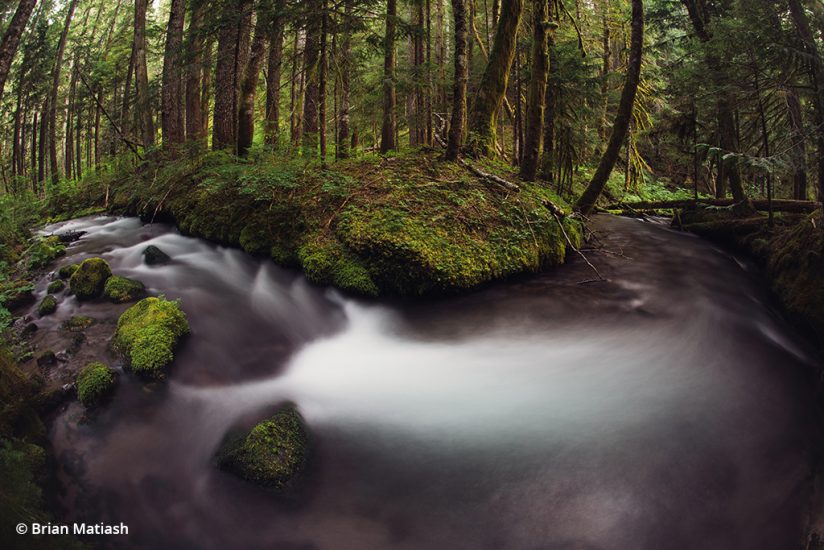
162;0;186;149
519;0;552;181
48;0;78;183
237;15;270;157
539;16;557;183
575;0;643;215
464;0;523;158
337;0;353;158
265;0;286;147
185;0;206;143
134;0;154;150
446;0;469;160
0;0;37;101
302;0;322;155
381;0;398;153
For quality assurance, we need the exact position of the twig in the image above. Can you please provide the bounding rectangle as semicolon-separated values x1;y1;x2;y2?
552;212;606;283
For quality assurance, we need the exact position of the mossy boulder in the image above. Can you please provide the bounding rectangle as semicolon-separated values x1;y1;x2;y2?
37;295;57;316
113;297;189;378
68;258;112;300
76;362;117;407
142;245;171;265
216;406;308;488
46;279;65;293
103;276;145;303
58;263;79;279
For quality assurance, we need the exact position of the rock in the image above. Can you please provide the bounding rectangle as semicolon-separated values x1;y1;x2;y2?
37;295;57;316
47;279;66;293
113;297;189;378
216;406;308;488
58;263;79;279
36;350;56;367
55;351;70;363
103;276;145;303
54;230;86;243
76;362;117;408
142;245;171;265
69;258;112;300
21;323;38;337
61;315;94;332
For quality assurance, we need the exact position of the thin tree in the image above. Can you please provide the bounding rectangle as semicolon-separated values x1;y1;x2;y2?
48;0;78;183
185;0;206;143
265;0;287;147
134;0;155;149
445;0;468;160
0;0;38;101
162;0;186;148
213;0;253;151
302;0;322;155
380;0;397;153
520;0;553;181
576;0;644;215
337;0;354;158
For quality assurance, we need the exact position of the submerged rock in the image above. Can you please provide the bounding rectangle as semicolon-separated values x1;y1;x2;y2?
142;245;171;265
104;276;145;303
36;350;56;367
47;279;66;293
113;297;189;378
76;362;117;408
69;258;112;300
216;406;308;488
61;315;94;332
37;295;57;316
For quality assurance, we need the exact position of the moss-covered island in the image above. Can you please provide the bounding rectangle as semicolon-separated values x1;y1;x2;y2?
216;406;308;488
113;297;189;378
75;362;117;408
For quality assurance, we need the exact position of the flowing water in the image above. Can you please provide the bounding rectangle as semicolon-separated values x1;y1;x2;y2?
35;214;820;550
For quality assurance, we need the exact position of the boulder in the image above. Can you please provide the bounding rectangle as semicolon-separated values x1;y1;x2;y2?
103;276;145;303
68;258;112;300
142;245;171;265
76;362;117;408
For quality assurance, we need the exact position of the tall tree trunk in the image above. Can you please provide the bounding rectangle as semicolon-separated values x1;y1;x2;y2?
0;0;38;101
212;0;253;151
48;0;78;183
237;14;270;157
185;0;206;143
302;0;322;155
162;0;186;148
540;15;557;182
200;37;214;136
446;0;469;160
134;0;155;149
336;0;353;158
380;0;397;153
465;0;523;157
519;0;551;181
576;0;643;215
38;100;46;185
265;0;286;147
319;0;328;163
598;0;610;149
786;87;808;200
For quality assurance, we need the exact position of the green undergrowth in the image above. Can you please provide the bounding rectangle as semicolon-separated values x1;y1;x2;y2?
82;149;584;296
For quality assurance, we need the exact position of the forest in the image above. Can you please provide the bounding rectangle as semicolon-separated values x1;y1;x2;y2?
0;0;824;549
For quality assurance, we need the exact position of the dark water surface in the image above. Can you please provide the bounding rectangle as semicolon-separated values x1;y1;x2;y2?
37;214;820;550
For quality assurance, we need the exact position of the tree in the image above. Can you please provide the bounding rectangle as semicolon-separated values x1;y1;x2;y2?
576;0;644;215
48;0;78;183
302;0;322;155
464;0;523;157
380;0;397;153
162;0;186;148
185;0;206;143
519;0;553;181
445;0;468;160
265;0;286;147
0;0;38;101
336;0;353;158
134;0;155;149
213;0;253;151
237;9;270;157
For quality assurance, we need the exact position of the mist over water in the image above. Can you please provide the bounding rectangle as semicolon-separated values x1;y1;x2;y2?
40;215;819;549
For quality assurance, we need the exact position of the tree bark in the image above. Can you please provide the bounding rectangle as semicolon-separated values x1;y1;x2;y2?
265;0;286;147
336;0;353;158
465;0;523;157
237;13;270;157
519;0;552;181
446;0;469;160
380;0;397;153
162;0;186;148
185;0;206;143
576;0;643;215
0;0;38;101
302;0;322;155
539;14;557;182
48;0;78;183
134;0;155;149
786;87;808;200
212;0;253;151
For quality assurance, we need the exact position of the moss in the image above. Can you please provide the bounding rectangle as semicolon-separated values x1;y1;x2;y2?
61;315;94;332
113;297;189;378
103;275;145;303
37;295;57;316
298;236;379;296
68;257;112;300
47;279;66;293
76;362;116;408
217;406;307;488
22;236;65;271
58;263;79;279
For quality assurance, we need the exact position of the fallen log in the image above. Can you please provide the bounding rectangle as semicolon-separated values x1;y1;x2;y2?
605;198;819;214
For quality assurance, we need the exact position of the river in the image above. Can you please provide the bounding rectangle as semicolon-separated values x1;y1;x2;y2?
33;214;820;549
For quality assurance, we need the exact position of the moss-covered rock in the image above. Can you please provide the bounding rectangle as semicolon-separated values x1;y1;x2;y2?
57;263;79;279
61;315;94;332
103;276;145;303
113;297;189;378
46;279;65;293
68;258;112;300
37;295;57;316
76;362;116;408
142;245;171;265
216;406;308;488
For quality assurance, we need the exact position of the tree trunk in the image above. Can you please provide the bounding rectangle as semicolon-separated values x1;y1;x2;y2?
465;0;523;157
576;0;643;215
185;0;206;143
519;0;551;181
134;0;155;149
48;0;78;183
539;16;557;182
0;0;38;101
162;0;186;148
302;0;322;155
446;0;469;160
336;0;353;158
212;0;253;151
319;0;328;163
786;87;808;200
380;0;397;153
265;0;286;147
237;14;270;157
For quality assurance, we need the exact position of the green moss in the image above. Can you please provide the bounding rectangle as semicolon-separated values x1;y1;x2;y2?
217;406;308;488
61;315;94;332
68;257;112;300
103;276;145;303
37;295;57;316
298;236;379;296
22;236;65;270
58;263;79;279
113;297;189;378
75;362;116;408
47;279;66;293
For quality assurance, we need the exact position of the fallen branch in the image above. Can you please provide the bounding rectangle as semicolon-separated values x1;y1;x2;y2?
552;212;606;283
606;198;819;214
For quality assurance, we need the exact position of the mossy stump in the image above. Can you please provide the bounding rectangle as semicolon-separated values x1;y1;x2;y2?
113;297;189;378
68;258;112;300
